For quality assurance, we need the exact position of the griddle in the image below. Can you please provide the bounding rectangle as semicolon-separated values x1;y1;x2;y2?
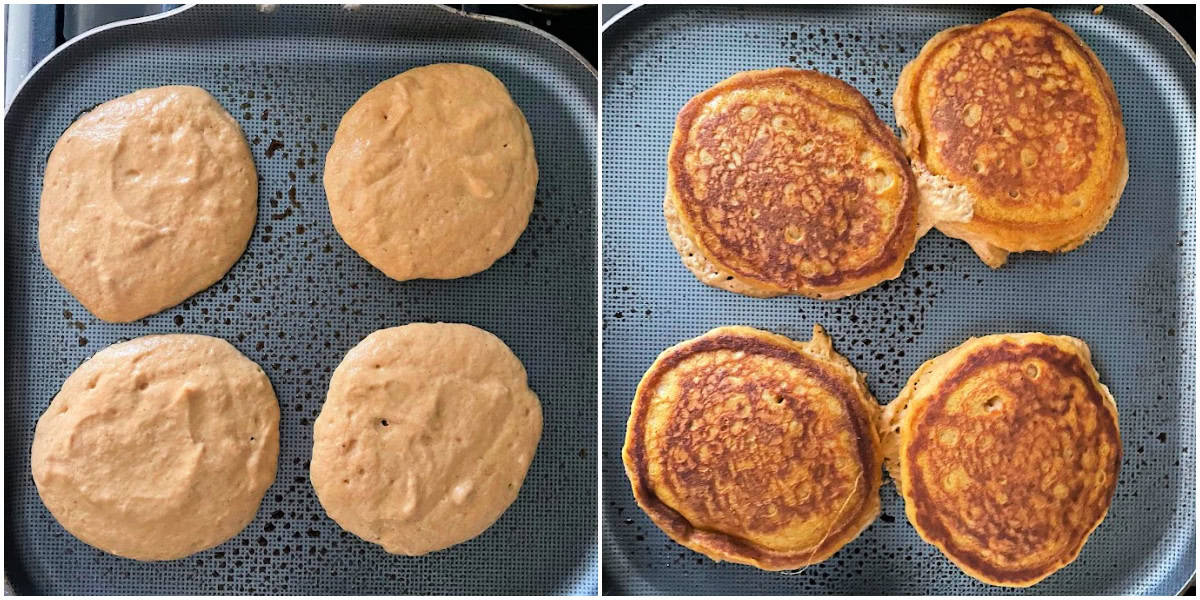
601;4;1194;595
5;4;597;595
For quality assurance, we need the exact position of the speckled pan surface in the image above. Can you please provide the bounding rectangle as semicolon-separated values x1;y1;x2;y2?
5;4;596;595
602;4;1193;595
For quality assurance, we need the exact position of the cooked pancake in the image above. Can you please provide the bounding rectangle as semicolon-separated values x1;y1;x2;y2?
39;86;257;322
665;68;918;299
310;323;541;555
31;335;279;561
879;333;1120;586
324;64;537;281
894;8;1127;267
623;325;882;570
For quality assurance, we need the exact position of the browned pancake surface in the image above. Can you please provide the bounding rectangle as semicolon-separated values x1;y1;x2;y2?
667;69;917;298
898;336;1120;586
623;326;881;569
896;8;1126;265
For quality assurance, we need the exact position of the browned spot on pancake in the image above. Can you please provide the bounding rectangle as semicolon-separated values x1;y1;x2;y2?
690;103;880;283
626;331;877;567
669;71;915;293
905;342;1120;584
927;27;1099;201
664;360;850;533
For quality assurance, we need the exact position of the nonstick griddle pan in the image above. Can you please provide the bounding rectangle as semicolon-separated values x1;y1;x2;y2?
5;4;597;595
601;4;1194;595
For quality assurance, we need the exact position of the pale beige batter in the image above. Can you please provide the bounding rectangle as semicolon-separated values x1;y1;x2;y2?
323;64;538;281
31;335;279;561
38;85;257;322
310;322;542;555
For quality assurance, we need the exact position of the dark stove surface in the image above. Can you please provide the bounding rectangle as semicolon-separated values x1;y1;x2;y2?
461;4;596;69
4;4;596;106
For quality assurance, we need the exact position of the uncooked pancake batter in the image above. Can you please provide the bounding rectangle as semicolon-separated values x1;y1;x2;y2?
310;322;542;555
39;86;258;322
324;64;538;281
31;334;279;561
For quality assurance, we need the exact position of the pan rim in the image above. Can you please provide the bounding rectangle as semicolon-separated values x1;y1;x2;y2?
4;3;598;118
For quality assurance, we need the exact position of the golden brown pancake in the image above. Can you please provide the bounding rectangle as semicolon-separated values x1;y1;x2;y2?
880;333;1120;586
623;325;882;570
666;68;918;299
894;8;1127;267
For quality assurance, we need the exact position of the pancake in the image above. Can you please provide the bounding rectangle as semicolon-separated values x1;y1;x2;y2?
324;63;538;281
665;68;918;299
894;8;1127;267
623;325;882;570
39;86;257;322
310;323;542;555
31;335;279;561
879;333;1120;586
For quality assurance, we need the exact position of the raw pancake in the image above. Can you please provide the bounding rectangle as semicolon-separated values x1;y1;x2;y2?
39;86;258;322
879;333;1120;586
310;322;542;555
665;68;918;299
894;8;1127;267
623;325;882;570
31;335;279;561
323;63;538;281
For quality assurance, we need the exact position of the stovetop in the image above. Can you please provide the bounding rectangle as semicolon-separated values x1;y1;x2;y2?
4;4;596;106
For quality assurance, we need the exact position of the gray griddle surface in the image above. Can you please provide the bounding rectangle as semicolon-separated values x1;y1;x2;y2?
601;4;1194;595
5;4;596;595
